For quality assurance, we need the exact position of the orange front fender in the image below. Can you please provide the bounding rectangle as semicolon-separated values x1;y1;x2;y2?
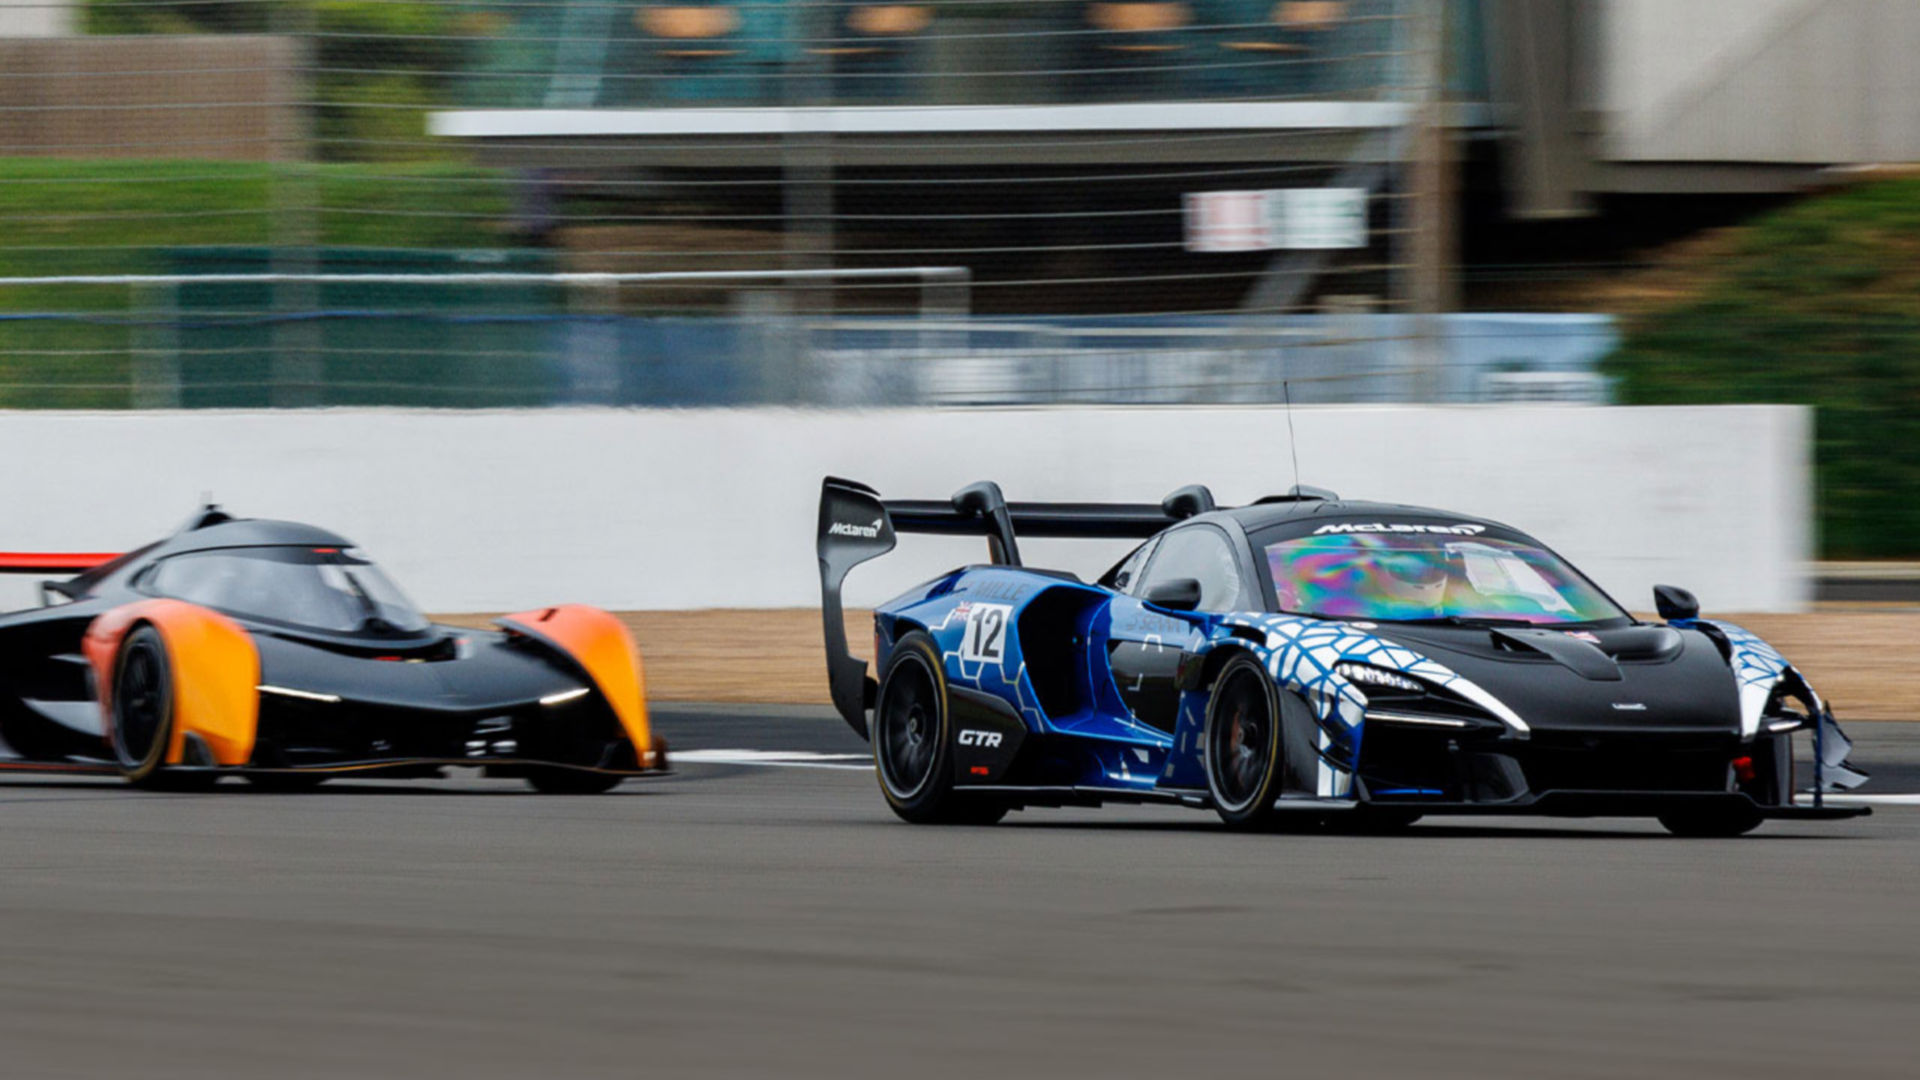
84;599;260;767
497;605;653;766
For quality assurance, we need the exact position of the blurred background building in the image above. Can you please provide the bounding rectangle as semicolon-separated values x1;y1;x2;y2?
0;0;1916;556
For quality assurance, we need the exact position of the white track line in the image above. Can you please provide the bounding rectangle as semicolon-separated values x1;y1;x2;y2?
674;749;874;771
1798;793;1920;806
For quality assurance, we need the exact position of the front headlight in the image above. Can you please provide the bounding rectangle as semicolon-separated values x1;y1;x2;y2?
257;684;341;704
1336;662;1425;694
540;687;591;707
1340;664;1509;734
1364;709;1473;730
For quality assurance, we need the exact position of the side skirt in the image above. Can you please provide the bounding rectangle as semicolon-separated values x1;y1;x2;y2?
1359;790;1870;820
963;784;1358;813
0;759;117;776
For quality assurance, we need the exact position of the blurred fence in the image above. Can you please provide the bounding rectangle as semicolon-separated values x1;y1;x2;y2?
0;267;1613;406
0;0;1586;408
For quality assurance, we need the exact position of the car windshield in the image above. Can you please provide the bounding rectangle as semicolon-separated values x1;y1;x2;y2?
147;546;430;634
1264;533;1626;625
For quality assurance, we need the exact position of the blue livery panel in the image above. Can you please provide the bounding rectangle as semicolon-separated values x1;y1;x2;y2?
870;565;1536;802
875;568;1196;795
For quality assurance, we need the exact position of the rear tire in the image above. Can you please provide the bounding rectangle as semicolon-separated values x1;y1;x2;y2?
526;768;624;795
873;631;1007;825
1204;654;1288;830
1659;804;1764;838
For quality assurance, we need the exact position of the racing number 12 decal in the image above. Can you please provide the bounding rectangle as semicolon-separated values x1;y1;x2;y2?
961;603;1013;665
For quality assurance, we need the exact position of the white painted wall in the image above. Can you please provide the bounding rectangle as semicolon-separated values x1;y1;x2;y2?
0;405;1810;614
0;0;73;37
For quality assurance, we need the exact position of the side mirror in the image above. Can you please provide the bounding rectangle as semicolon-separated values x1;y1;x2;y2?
39;579;80;607
1160;485;1217;521
1653;584;1700;622
1146;578;1203;612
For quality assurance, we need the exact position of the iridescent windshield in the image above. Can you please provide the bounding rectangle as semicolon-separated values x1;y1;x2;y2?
1264;534;1626;625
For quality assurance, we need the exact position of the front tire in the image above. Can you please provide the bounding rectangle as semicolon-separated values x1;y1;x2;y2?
111;626;209;789
873;631;1007;825
1204;654;1288;830
1659;803;1764;838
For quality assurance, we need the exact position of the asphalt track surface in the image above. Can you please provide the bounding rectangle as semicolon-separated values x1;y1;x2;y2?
0;709;1916;1079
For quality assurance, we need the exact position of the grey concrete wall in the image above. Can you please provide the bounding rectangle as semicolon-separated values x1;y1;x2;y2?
1588;0;1920;164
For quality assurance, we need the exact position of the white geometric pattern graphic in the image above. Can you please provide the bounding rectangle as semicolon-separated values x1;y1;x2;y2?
1212;614;1529;797
1702;619;1813;739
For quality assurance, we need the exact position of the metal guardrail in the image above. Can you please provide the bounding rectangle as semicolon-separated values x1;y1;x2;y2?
0;294;1616;409
0;268;975;407
0;268;975;319
1814;563;1920;605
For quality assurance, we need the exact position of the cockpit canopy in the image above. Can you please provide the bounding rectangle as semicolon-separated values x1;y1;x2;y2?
142;545;430;635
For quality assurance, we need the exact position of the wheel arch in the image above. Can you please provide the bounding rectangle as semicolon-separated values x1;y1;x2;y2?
497;605;654;766
1192;641;1322;800
882;614;932;652
884;624;947;695
82;599;260;768
1194;640;1266;693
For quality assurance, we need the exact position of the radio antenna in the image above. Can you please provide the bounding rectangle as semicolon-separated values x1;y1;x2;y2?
1283;380;1302;495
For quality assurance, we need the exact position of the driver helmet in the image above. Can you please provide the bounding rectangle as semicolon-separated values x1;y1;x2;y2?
1375;545;1450;608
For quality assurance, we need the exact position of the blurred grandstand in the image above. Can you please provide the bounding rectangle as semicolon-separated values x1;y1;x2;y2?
0;0;1492;406
0;1;1916;412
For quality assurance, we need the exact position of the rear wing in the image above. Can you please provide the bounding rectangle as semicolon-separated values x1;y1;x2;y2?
0;553;119;574
0;552;123;605
816;476;1223;738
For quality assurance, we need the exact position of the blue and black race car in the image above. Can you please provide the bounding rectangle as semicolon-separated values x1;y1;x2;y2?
817;478;1866;836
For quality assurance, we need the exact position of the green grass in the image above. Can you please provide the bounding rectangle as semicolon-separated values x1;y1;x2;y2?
1605;177;1920;559
0;158;511;407
0;158;505;266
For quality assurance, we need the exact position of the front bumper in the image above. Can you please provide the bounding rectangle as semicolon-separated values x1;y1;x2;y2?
250;691;665;775
1352;787;1868;820
1354;720;1860;817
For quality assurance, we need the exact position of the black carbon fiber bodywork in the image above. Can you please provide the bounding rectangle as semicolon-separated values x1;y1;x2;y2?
0;511;649;779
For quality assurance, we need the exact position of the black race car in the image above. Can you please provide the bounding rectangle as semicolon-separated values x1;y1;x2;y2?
819;478;1867;835
0;506;662;791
